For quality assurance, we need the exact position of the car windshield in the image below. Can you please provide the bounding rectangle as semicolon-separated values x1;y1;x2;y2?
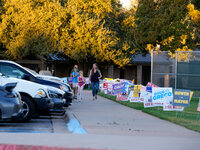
24;68;39;76
22;67;39;77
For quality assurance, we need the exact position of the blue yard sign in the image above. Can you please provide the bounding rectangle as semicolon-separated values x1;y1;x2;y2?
173;89;191;107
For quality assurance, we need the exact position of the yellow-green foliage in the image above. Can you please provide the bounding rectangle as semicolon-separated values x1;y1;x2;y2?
0;0;132;66
187;3;200;46
0;0;66;59
187;4;200;25
59;0;131;66
60;0;118;64
1;0;198;66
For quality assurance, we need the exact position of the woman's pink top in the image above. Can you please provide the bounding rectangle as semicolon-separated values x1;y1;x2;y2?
78;77;84;87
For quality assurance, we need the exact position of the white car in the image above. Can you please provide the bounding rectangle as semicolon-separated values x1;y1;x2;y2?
0;74;65;121
0;60;72;107
28;69;64;83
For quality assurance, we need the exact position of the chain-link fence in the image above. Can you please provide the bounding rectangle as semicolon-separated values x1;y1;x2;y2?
151;51;176;88
151;51;200;92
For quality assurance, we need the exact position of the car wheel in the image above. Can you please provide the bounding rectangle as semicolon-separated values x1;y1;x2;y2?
20;95;35;122
64;103;70;107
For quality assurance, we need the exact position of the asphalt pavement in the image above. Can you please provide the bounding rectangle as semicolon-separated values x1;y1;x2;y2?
0;90;200;150
0;115;69;134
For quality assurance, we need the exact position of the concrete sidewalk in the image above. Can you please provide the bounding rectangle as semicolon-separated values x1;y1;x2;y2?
0;90;200;150
68;90;200;138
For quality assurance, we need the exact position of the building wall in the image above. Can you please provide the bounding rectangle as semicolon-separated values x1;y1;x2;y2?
101;67;108;79
16;60;44;73
104;64;151;85
107;65;114;78
142;66;151;85
114;66;120;79
54;63;70;77
124;66;137;81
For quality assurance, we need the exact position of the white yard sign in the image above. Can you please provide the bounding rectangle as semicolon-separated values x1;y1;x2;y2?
152;87;173;106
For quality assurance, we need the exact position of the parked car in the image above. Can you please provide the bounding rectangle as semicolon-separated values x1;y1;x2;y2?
0;82;23;121
0;60;72;107
39;70;52;76
45;86;66;114
28;68;64;84
0;74;65;121
26;68;72;107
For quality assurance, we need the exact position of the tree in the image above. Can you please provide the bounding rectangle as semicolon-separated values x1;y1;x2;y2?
133;0;192;53
187;2;200;48
59;0;131;66
0;0;66;59
0;0;133;66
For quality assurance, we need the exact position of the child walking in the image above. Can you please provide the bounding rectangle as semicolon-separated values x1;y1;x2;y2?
78;71;85;101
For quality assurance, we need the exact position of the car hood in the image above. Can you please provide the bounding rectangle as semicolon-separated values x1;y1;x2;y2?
37;75;63;82
36;76;71;91
46;85;65;95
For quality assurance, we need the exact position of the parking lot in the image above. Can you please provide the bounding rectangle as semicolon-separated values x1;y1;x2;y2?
0;114;69;134
0;91;200;150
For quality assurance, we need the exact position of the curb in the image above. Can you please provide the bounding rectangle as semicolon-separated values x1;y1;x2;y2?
63;109;70;123
64;109;88;134
0;144;109;150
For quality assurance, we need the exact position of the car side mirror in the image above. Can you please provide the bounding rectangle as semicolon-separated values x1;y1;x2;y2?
22;74;30;81
4;82;17;92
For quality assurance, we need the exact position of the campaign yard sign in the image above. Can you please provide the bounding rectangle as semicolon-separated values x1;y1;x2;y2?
85;77;90;84
116;94;128;101
122;82;130;95
143;86;155;108
129;85;141;103
163;99;184;111
68;77;72;84
147;82;158;87
62;77;68;84
139;86;146;103
107;82;114;95
152;87;173;106
129;91;139;102
146;87;152;92
173;89;191;107
103;80;108;93
112;82;125;95
143;91;154;108
133;85;141;98
103;80;114;95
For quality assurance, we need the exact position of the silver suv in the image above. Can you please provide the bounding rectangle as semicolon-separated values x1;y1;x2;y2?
0;82;22;121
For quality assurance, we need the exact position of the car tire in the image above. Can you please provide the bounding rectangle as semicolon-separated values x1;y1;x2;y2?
20;95;35;122
64;103;70;107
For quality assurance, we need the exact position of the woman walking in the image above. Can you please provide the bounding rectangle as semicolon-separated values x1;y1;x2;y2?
89;63;102;100
78;70;85;101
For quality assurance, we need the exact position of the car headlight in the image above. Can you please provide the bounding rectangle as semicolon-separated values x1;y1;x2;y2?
59;85;69;92
59;85;63;90
35;89;47;98
48;90;63;98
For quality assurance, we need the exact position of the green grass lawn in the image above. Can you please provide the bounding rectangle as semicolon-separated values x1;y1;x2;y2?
98;92;200;132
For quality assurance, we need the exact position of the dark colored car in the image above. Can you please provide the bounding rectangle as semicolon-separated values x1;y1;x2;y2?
0;60;73;107
0;82;23;121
